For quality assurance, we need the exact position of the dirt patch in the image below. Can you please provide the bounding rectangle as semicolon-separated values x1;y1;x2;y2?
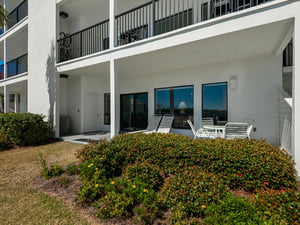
32;174;105;225
32;174;141;225
32;175;82;201
230;189;254;199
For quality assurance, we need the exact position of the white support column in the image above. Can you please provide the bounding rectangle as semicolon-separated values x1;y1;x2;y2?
110;59;119;138
4;85;8;113
293;17;300;176
109;0;117;49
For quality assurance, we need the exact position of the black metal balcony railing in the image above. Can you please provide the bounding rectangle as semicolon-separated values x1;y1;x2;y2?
57;0;271;62
7;0;28;29
57;20;109;63
7;54;28;78
283;41;293;67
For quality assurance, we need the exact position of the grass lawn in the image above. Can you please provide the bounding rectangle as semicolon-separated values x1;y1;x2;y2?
0;141;96;225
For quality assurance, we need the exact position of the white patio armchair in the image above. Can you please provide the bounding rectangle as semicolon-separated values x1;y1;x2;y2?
224;122;251;139
187;120;217;139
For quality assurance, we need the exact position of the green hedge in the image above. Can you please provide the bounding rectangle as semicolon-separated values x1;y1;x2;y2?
77;133;297;192
255;189;300;224
75;133;298;224
0;134;12;151
204;193;266;224
162;168;229;218
0;113;52;146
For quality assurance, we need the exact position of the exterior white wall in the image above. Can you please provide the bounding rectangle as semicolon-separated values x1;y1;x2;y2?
117;54;282;144
59;0;109;35
82;76;105;132
27;0;57;124
61;75;110;134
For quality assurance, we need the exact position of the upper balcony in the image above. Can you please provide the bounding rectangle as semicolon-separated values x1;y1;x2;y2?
7;0;28;30
0;0;28;36
57;0;273;63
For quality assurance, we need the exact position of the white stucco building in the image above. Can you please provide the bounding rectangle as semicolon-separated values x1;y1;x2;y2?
0;0;299;175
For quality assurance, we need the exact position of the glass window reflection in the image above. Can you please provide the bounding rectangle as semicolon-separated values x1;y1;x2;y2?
202;82;228;125
155;86;193;129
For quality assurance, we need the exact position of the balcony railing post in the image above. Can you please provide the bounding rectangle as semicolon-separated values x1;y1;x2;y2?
80;31;83;57
17;5;19;22
152;0;156;36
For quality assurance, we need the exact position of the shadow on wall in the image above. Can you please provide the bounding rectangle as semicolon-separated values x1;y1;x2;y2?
46;42;56;126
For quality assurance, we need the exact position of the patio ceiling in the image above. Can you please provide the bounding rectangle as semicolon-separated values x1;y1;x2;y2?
61;18;292;80
117;19;292;78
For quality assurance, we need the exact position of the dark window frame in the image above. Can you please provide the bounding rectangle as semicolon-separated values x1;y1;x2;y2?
104;93;110;125
154;85;194;129
202;82;228;125
120;92;149;132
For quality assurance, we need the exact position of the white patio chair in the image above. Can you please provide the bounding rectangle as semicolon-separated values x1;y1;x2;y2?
243;119;254;139
201;118;221;139
247;124;253;139
224;122;249;139
156;114;174;133
146;115;162;132
201;118;214;126
187;120;211;139
132;115;162;133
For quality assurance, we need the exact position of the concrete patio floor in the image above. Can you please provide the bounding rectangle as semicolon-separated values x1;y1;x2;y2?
60;131;110;144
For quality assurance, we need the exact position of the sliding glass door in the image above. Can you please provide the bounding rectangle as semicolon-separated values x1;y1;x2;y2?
120;93;148;132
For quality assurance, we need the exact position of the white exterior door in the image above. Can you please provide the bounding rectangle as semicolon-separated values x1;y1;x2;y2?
84;93;101;132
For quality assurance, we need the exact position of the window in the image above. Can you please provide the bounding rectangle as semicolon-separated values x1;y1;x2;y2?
202;82;228;125
104;93;110;125
8;94;15;113
155;86;193;129
8;94;20;113
120;93;148;132
155;9;193;35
